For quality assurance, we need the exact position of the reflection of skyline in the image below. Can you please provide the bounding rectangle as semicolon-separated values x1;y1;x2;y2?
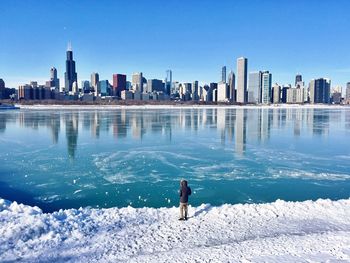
0;108;337;158
235;109;246;155
65;113;79;159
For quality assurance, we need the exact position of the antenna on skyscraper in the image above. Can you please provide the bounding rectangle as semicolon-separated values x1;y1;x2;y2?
67;41;72;51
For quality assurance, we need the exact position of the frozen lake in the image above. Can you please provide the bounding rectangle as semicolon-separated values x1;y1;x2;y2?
0;107;349;212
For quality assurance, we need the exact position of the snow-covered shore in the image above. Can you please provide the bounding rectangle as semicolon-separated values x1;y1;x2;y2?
16;104;349;110
1;198;350;262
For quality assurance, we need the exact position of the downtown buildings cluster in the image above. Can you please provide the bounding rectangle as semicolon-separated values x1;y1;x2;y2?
1;45;350;105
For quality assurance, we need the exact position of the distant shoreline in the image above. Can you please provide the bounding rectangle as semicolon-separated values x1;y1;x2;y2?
14;103;350;110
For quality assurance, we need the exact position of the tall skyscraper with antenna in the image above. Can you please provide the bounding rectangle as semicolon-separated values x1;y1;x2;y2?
64;42;78;92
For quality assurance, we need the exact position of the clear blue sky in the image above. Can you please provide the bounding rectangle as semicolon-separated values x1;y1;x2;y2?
1;0;350;89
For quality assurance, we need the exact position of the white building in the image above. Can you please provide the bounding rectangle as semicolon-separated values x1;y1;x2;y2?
217;82;228;102
132;72;143;92
236;57;248;103
287;88;304;103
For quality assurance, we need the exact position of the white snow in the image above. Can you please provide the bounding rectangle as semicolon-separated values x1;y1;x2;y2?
1;198;350;262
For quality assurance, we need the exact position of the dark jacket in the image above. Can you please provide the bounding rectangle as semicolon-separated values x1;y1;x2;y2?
179;180;191;203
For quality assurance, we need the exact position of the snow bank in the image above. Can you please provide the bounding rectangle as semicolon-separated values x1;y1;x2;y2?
1;198;350;262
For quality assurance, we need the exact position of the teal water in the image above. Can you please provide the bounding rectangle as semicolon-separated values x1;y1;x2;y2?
0;107;349;212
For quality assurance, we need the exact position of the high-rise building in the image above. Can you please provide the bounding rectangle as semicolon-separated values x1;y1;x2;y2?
64;43;77;92
147;79;164;93
99;80;110;96
221;66;226;83
18;84;32;100
331;87;342;104
192;81;199;101
91;72;100;96
49;67;60;91
132;72;143;92
286;87;304;103
248;71;262;104
217;82;228;102
183;83;192;101
81;80;90;93
165;70;172;95
228;71;235;102
0;78;5;99
112;74;127;96
281;85;290;103
295;74;302;86
309;78;331;104
210;82;218;102
236;57;248;103
272;83;281;104
0;79;5;91
346;82;350;103
261;71;272;104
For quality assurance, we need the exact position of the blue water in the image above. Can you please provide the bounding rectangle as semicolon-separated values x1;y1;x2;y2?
0;107;349;212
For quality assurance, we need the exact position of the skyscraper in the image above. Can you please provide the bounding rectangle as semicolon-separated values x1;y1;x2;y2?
281;85;290;103
165;70;172;95
221;66;226;83
99;80;110;96
248;71;262;104
346;82;350;102
50;67;60;91
309;78;331;104
147;79;164;93
91;72;100;96
217;82;228;102
132;72;143;92
295;74;302;86
261;71;272;104
81;80;90;93
64;43;77;92
228;71;235;102
192;81;199;101
50;67;57;80
0;78;5;90
236;57;248;103
0;78;5;99
112;74;127;96
272;83;281;104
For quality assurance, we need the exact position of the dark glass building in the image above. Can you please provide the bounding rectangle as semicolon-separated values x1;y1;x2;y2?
112;74;127;96
310;78;330;104
99;80;110;96
64;44;77;92
281;86;289;103
147;79;164;93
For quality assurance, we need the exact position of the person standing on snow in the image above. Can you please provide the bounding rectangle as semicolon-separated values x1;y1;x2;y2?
179;179;191;220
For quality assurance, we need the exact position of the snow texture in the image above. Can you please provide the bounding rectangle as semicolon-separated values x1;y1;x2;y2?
1;198;350;262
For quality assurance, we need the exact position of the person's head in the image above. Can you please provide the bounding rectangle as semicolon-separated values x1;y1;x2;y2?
180;180;187;187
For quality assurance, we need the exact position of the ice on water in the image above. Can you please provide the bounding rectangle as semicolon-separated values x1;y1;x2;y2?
0;107;349;210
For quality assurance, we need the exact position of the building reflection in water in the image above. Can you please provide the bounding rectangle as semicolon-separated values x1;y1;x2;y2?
0;107;337;159
235;109;246;156
65;112;79;159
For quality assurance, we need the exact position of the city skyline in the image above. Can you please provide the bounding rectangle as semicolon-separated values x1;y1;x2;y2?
1;1;350;89
7;43;345;105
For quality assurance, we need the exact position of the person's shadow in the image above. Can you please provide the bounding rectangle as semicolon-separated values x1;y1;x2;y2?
193;203;212;217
